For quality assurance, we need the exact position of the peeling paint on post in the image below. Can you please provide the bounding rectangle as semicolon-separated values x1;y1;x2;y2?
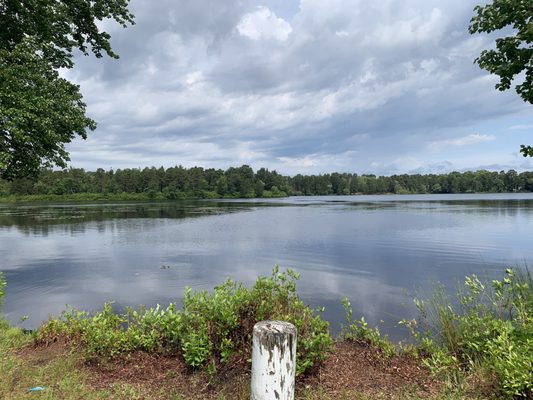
250;321;297;400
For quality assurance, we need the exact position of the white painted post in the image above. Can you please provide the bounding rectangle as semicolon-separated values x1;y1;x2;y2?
250;321;297;400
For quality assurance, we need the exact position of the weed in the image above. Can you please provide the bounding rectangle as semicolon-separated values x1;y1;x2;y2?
406;268;533;398
341;297;396;358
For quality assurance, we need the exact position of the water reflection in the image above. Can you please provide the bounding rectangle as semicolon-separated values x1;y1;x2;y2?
1;194;533;341
0;201;256;236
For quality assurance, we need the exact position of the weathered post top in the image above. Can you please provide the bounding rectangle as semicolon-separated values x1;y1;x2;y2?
251;321;297;400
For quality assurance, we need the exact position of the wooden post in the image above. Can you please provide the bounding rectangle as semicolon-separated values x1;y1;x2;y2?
250;321;297;400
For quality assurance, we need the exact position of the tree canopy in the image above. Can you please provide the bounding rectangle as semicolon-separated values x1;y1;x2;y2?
469;0;532;157
0;0;134;180
2;165;533;200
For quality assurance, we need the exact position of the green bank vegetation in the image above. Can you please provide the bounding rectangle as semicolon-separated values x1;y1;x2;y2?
402;268;533;398
0;268;532;399
37;268;332;376
2;166;533;203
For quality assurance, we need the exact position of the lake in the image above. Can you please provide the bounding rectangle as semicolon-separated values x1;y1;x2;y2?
1;193;532;341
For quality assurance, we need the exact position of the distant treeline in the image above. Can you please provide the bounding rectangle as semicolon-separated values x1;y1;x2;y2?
1;166;533;200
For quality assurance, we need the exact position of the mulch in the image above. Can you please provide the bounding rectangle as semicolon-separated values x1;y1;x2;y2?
19;339;441;399
301;340;441;398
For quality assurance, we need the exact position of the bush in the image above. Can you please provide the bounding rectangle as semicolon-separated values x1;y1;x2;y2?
37;267;332;376
405;268;533;398
341;297;395;358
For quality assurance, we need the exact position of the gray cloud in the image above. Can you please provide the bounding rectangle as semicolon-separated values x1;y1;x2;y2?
65;0;533;175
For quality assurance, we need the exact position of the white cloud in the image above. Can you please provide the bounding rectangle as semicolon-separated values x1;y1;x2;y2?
276;151;360;174
369;8;447;47
393;156;424;171
237;6;292;41
508;124;533;130
278;155;318;168
428;134;496;150
184;71;204;86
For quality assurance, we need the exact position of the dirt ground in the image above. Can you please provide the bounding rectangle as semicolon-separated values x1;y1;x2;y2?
21;340;441;399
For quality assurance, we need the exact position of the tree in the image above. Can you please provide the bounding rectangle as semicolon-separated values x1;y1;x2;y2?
0;0;134;180
521;145;533;157
469;0;532;157
0;40;96;179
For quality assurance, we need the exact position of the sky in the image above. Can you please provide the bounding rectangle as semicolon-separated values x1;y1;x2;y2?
63;0;533;176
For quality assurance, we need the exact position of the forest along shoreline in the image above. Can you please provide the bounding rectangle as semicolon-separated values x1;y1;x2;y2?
1;167;533;202
0;267;531;399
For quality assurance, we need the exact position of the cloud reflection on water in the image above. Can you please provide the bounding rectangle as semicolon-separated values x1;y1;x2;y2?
1;194;532;341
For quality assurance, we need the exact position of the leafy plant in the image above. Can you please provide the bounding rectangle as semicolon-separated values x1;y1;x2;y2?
407;268;533;398
37;267;333;376
341;297;395;358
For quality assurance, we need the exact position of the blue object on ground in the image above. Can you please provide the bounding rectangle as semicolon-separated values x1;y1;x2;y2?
28;387;45;391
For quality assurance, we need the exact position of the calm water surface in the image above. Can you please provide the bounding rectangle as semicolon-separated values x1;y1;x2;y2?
1;194;532;341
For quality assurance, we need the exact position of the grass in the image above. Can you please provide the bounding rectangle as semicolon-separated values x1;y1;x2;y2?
0;192;159;203
0;320;106;400
0;190;288;203
0;323;179;399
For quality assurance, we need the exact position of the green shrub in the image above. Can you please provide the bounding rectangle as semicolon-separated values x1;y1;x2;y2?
407;268;533;398
341;297;396;358
37;267;332;376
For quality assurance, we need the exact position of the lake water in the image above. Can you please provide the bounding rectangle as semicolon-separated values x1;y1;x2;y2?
1;193;532;341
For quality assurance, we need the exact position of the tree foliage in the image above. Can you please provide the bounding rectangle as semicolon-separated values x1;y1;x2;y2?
0;40;96;179
1;165;533;200
521;145;533;157
469;0;533;157
0;0;134;180
0;0;134;68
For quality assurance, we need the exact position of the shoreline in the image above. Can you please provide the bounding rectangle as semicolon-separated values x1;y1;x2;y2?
1;191;533;204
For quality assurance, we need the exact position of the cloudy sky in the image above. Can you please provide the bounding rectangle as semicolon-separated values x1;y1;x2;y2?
63;0;533;176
